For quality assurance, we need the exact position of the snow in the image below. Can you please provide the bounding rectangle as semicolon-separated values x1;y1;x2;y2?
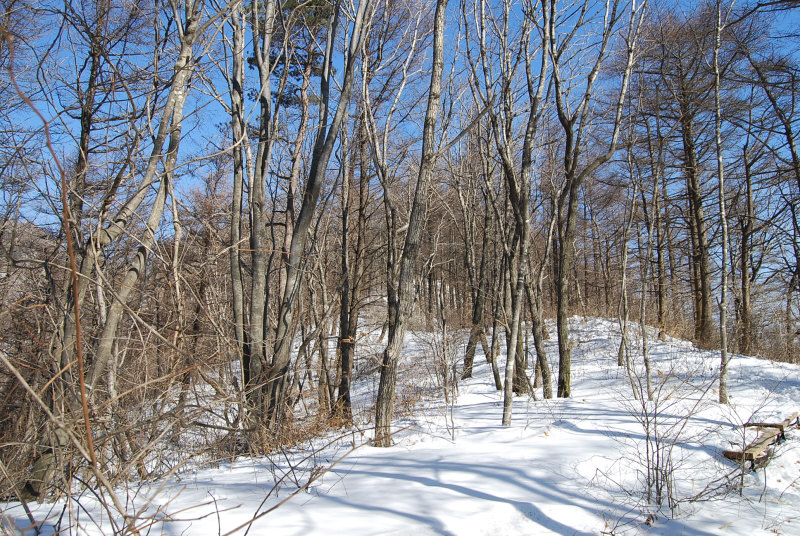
3;317;800;535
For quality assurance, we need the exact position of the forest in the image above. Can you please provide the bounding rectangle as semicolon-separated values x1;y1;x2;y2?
1;0;799;511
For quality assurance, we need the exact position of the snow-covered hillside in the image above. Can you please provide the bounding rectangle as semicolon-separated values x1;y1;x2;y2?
3;317;799;535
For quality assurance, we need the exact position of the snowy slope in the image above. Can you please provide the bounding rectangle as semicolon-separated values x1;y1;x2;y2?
3;317;799;535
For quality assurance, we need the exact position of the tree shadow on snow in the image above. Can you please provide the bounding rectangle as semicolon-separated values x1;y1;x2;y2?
327;455;616;536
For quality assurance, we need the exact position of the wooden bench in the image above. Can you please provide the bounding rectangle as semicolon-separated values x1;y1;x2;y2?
743;411;798;441
722;412;799;469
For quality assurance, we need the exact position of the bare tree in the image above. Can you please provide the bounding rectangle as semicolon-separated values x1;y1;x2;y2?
452;130;493;380
549;0;647;398
713;0;733;404
264;0;373;432
462;0;551;421
373;0;448;446
334;0;427;423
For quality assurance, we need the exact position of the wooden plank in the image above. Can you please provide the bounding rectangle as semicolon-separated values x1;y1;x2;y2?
744;412;799;431
722;428;781;462
745;428;782;456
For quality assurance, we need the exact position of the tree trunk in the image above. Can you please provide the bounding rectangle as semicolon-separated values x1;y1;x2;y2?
461;199;490;380
525;279;552;399
738;148;754;355
228;2;249;409
713;7;730;404
679;101;714;347
374;0;448;446
556;181;580;398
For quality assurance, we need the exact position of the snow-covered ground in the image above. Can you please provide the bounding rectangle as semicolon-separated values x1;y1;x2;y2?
3;317;800;535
